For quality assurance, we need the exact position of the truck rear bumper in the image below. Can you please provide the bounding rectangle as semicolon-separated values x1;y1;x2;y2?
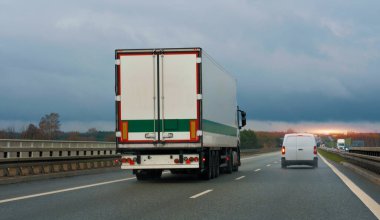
120;154;200;170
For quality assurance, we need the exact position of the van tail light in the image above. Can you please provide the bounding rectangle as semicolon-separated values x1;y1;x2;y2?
314;146;317;155
281;146;286;155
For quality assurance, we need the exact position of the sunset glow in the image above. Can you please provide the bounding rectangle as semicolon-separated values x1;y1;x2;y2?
249;120;380;133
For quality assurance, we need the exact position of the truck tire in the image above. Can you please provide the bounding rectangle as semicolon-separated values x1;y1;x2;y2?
211;151;215;179
215;151;220;177
232;164;239;172
200;151;212;180
225;150;233;174
136;171;148;181
232;151;239;172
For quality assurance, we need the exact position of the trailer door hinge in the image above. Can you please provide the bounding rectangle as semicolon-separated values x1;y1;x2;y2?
115;59;121;65
197;130;203;136
115;131;121;137
197;94;202;100
115;95;121;101
196;57;202;63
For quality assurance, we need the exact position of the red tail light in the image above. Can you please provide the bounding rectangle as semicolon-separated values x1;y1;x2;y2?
314;146;317;155
194;157;199;162
202;157;206;163
174;158;179;164
282;146;286;155
121;158;127;163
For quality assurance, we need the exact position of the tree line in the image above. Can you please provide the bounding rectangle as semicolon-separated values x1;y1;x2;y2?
0;113;114;142
240;129;284;149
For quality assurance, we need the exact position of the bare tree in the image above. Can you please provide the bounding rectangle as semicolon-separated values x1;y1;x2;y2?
21;124;42;139
67;132;82;141
39;113;61;140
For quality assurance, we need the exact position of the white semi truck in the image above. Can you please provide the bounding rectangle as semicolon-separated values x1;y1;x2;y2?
337;139;345;150
115;48;246;180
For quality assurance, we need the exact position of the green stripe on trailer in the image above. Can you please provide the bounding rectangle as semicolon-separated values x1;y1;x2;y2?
202;120;237;137
126;119;193;132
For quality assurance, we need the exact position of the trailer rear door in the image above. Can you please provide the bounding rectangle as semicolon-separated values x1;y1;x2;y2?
159;52;199;142
116;49;201;144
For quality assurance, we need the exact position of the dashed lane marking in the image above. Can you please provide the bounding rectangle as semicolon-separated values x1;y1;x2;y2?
190;189;213;199
235;176;246;180
254;169;261;172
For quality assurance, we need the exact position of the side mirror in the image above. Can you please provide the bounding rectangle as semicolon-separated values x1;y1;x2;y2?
241;111;246;128
238;110;247;129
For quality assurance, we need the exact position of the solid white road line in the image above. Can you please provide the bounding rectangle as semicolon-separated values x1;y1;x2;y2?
320;155;380;219
235;176;246;180
254;169;261;172
0;171;174;204
0;177;136;204
190;189;213;199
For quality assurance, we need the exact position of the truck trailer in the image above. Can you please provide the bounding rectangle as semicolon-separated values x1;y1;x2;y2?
115;48;246;180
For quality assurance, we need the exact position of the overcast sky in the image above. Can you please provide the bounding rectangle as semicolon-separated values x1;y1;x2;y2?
1;0;380;132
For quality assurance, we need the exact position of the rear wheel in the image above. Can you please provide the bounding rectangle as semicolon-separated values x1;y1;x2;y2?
215;151;220;177
226;150;233;174
200;151;212;180
211;151;215;179
232;150;239;172
313;158;318;168
281;158;287;168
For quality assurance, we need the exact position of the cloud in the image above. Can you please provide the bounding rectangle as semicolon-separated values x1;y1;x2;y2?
0;0;380;132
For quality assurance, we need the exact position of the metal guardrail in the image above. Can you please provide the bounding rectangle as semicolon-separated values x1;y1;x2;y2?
0;139;116;161
320;146;380;174
0;139;118;178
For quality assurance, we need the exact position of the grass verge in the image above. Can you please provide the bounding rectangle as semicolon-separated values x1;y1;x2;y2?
318;148;346;163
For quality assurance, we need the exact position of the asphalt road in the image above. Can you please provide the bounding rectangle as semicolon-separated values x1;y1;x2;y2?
0;152;378;220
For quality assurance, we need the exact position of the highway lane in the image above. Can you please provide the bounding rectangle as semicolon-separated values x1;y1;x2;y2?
0;152;378;220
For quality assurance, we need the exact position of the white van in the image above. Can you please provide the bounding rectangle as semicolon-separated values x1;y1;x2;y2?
281;133;318;168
